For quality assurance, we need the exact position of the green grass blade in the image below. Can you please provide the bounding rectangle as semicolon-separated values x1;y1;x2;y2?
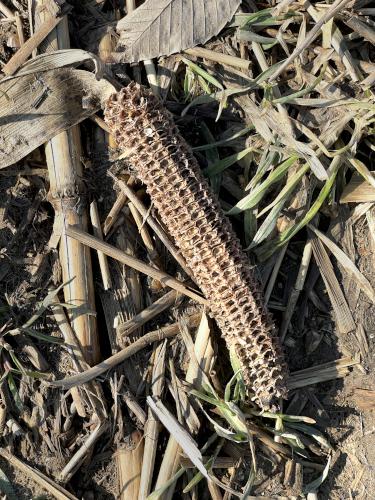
192;126;253;151
228;156;298;214
256;156;343;260
181;57;223;90
257;162;310;217
203;147;253;177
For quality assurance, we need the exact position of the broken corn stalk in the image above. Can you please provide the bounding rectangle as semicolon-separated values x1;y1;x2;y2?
104;83;288;409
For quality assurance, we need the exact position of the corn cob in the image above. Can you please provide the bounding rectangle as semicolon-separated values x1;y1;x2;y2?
104;83;288;409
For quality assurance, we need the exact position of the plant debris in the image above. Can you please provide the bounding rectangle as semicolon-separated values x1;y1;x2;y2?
0;0;374;498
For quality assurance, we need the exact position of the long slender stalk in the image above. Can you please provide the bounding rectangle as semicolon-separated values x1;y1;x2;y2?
33;0;99;365
65;226;206;305
117;290;178;337
48;313;202;390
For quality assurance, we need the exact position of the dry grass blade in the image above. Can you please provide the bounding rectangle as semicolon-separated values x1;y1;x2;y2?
90;200;112;290
310;234;355;334
58;422;108;483
308;224;375;304
117;290;178;336
154;436;181;500
340;173;375;203
269;0;352;82
147;397;208;479
65;226;206;305
305;1;360;81
184;47;250;70
186;311;213;387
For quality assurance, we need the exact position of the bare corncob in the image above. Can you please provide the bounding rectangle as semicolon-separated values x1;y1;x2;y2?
104;83;288;409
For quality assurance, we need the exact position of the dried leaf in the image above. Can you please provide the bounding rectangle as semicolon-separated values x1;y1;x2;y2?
147;396;208;478
0;68;115;169
115;0;240;63
308;224;375;304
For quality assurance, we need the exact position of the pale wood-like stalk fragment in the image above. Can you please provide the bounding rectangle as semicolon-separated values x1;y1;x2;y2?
116;431;144;500
33;0;99;365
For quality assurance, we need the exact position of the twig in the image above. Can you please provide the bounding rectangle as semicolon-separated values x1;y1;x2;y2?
58;422;108;483
103;191;128;236
65;225;206;305
128;201;162;271
47;313;202;389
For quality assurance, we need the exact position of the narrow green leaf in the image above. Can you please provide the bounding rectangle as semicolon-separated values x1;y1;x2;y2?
204;147;253;177
228;156;298;214
238;30;278;45
181;57;223;90
247;198;284;249
287;422;333;450
22;327;64;344
200;122;221;194
272;63;327;105
304;455;331;493
7;372;24;413
183;458;214;493
257;156;342;260
147;467;185;500
192;126;253;151
257;163;310;217
22;281;71;329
